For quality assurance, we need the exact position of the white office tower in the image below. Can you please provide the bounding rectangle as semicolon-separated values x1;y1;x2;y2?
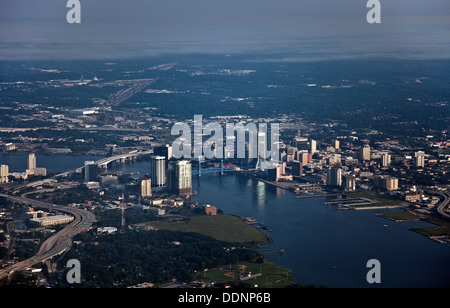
28;153;36;171
415;151;425;168
0;165;9;183
309;140;317;154
151;156;166;187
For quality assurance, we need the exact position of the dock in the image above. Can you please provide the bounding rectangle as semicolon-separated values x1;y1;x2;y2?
295;193;340;199
244;217;273;232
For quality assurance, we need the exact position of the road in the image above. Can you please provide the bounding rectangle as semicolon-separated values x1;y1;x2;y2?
425;190;450;220
0;194;96;281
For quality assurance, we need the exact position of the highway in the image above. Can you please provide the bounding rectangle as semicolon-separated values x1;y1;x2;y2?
425;190;450;220
0;194;96;281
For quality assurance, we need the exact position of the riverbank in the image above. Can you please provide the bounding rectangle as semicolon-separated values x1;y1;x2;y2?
136;214;271;246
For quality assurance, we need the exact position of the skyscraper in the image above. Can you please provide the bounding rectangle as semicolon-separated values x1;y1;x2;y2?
381;153;391;168
140;178;152;198
83;161;98;182
359;145;371;162
28;153;36;171
150;156;166;187
168;160;192;196
154;144;173;161
327;166;342;187
415;151;425;168
309;140;317;154
333;140;340;150
0;165;9;184
344;175;356;191
292;161;303;177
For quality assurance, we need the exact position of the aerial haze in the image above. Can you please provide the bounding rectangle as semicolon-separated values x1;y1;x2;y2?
0;0;449;60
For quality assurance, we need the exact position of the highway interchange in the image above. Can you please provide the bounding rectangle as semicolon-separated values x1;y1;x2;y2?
0;193;95;281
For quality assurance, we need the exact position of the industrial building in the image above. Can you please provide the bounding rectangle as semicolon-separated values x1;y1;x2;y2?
30;215;74;227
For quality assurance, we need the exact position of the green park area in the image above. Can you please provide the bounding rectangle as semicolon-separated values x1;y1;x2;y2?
377;210;420;222
143;214;270;245
345;191;403;208
411;215;450;237
203;261;295;288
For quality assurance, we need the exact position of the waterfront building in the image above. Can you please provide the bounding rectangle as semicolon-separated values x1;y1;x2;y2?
83;161;98;182
292;161;304;177
327;166;342;187
150;156;166;187
344;174;356;191
28;153;36;171
168;160;192;196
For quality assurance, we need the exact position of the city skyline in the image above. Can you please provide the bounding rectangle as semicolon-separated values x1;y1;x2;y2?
0;1;449;291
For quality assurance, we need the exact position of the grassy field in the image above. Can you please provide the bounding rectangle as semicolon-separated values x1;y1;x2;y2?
146;214;270;244
346;191;403;208
204;261;294;288
412;215;450;237
377;210;420;222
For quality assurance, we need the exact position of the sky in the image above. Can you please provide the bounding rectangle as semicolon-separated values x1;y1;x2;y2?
0;0;449;60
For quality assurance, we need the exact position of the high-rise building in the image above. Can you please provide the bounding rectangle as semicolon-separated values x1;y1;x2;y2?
359;145;371;162
256;132;267;170
385;177;399;191
344;175;356;191
373;175;399;191
381;153;391;168
154;145;173;161
415;151;425;168
140;178;152;198
333;140;340;150
0;165;9;184
83;161;98;182
309;140;317;154
150;156;166;187
292;161;304;177
327;166;342;187
269;162;286;181
27;153;37;173
296;151;309;165
168;160;192;196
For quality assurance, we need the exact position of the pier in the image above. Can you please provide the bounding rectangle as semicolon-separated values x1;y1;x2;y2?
295;193;340;199
244;217;273;232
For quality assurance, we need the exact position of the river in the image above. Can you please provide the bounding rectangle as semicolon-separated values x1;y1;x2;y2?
1;154;449;287
191;174;450;288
